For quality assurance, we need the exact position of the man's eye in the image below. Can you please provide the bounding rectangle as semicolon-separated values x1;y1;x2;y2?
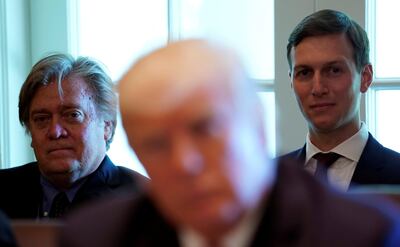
31;115;50;128
329;67;342;74
33;115;49;123
64;110;84;122
191;117;220;137
295;69;312;79
70;111;80;118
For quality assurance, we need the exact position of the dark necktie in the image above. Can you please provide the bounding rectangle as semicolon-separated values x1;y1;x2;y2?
49;192;70;218
313;152;341;181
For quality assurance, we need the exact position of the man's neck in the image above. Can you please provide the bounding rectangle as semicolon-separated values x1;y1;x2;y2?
309;121;361;151
180;196;269;247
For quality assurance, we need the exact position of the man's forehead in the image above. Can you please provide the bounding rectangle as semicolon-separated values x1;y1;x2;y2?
119;40;242;116
30;102;83;112
123;84;228;123
292;41;354;68
39;77;92;97
30;79;94;111
123;96;225;142
293;58;349;69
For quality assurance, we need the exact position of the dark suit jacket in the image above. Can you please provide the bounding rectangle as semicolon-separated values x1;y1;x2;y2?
60;160;400;247
0;155;147;219
278;134;400;189
0;210;17;247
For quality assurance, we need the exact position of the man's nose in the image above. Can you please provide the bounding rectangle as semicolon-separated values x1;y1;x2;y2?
171;136;204;176
47;119;68;139
311;73;328;96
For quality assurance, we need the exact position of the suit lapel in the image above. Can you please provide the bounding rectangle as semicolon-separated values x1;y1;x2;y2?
277;145;306;167
72;156;118;205
350;134;385;186
15;164;43;218
26;165;43;218
296;145;306;164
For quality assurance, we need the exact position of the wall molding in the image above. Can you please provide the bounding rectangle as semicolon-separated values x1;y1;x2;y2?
0;0;10;167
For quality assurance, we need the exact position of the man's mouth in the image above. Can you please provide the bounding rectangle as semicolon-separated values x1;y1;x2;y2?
310;102;335;111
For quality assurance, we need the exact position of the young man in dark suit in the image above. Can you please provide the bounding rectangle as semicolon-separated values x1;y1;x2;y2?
0;53;147;219
61;39;400;247
279;9;400;190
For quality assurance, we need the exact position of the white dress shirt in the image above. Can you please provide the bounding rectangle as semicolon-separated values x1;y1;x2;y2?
304;123;369;191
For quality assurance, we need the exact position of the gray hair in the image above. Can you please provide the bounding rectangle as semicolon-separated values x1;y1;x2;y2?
18;53;117;150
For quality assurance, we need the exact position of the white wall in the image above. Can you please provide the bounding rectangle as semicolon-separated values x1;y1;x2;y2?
30;0;77;62
0;0;34;167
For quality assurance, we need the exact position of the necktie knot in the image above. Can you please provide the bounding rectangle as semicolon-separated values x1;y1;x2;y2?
49;192;70;218
313;152;341;181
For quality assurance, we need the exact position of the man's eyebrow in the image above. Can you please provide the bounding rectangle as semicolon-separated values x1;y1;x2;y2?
293;65;311;71
59;104;82;110
293;59;346;71
324;60;346;66
30;104;82;115
30;109;51;115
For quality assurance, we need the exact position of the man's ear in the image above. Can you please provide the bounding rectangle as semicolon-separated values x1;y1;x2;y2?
360;64;373;93
27;126;33;147
288;70;293;89
104;120;113;142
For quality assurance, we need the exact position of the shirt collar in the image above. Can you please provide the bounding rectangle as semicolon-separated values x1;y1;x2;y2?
305;122;369;163
40;175;87;216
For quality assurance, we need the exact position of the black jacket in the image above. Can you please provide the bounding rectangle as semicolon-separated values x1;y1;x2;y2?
0;155;147;219
278;134;400;189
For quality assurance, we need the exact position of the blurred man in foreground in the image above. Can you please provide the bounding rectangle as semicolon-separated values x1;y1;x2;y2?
0;53;146;219
61;40;400;247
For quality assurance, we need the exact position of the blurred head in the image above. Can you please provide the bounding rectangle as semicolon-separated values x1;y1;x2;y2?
19;53;117;189
119;39;275;240
287;10;373;141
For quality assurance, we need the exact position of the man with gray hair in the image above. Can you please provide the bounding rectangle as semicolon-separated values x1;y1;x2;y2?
0;53;147;219
61;40;400;247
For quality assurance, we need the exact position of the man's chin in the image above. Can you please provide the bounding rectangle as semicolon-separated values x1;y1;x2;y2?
45;158;80;170
183;202;242;235
40;159;81;178
310;121;338;133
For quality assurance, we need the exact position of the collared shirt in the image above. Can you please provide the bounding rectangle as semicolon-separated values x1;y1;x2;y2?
40;176;87;218
304;122;369;191
179;204;263;247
